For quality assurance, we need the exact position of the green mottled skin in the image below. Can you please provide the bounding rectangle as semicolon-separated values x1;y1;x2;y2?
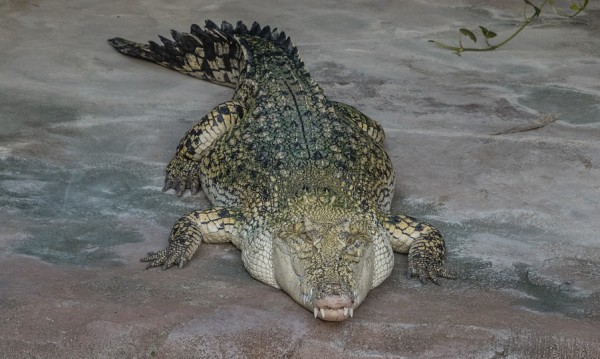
109;20;455;321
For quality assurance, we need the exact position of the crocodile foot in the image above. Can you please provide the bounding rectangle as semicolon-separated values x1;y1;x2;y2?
407;234;457;285
163;156;201;196
406;260;456;285
141;214;203;269
140;236;197;270
140;248;192;270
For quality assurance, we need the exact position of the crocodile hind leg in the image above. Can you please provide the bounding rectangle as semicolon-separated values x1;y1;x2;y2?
141;207;241;269
331;101;385;144
164;101;246;196
382;214;456;284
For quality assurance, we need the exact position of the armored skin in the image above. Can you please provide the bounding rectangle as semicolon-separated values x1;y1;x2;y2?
109;20;455;321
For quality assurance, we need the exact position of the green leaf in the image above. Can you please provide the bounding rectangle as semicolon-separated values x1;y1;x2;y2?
459;28;477;42
479;26;498;39
524;0;542;17
570;3;581;11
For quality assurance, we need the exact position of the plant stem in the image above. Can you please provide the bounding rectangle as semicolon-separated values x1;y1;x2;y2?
429;0;587;54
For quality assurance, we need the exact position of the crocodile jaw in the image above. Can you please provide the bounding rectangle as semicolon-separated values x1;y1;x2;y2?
273;236;374;321
298;282;364;321
311;291;357;321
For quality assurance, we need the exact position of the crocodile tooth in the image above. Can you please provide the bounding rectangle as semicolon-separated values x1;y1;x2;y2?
343;307;349;316
313;307;318;318
320;308;325;319
349;307;354;318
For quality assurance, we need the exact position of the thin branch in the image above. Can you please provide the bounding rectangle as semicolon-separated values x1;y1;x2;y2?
429;0;588;54
490;113;558;135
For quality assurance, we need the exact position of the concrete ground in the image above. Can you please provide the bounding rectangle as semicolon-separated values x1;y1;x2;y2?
1;0;599;358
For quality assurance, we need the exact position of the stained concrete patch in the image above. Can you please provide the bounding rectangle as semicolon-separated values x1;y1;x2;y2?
0;91;83;135
516;85;600;125
0;158;152;265
161;306;309;358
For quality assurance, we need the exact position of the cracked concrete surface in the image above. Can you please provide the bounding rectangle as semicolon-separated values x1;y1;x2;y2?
1;0;599;358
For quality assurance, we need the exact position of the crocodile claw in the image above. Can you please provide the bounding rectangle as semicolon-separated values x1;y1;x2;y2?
176;183;186;197
406;263;456;284
141;243;192;271
406;232;456;284
141;249;168;269
163;155;201;196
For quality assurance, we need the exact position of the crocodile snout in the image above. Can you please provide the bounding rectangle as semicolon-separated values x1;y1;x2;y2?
313;294;354;321
311;283;357;321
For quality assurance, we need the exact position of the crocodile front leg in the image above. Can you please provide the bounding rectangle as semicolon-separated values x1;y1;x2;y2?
383;214;456;284
141;207;241;269
164;101;246;196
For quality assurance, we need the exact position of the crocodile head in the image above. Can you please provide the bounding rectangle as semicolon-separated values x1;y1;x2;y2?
273;206;376;321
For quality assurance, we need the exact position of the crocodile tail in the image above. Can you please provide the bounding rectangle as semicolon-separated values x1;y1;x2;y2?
108;20;301;88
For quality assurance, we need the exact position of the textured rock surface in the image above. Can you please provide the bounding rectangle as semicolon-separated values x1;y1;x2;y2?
1;0;599;357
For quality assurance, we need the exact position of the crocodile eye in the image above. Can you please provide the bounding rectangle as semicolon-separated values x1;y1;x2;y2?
306;229;319;240
339;231;352;241
295;234;311;247
353;236;368;248
342;236;364;257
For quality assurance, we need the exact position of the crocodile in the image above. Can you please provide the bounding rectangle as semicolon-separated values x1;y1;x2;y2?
108;20;455;321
